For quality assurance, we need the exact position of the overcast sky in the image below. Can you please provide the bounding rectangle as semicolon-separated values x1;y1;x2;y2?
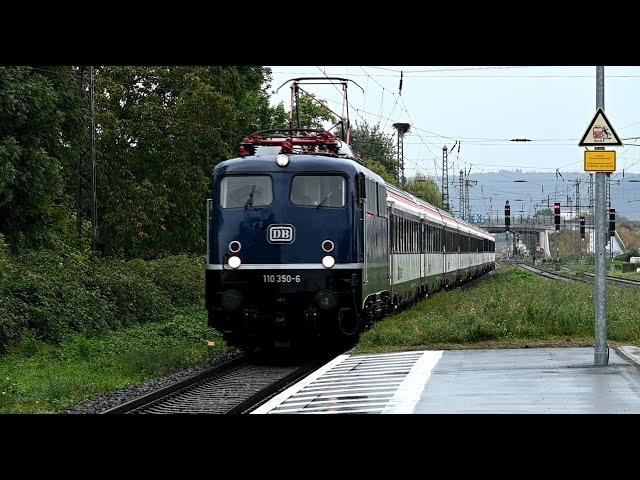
267;66;640;183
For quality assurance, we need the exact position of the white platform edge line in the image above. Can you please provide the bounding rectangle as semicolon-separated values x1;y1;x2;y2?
349;351;425;359
381;350;443;414
251;354;350;414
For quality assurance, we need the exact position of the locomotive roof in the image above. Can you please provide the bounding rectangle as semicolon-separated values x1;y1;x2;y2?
214;154;385;183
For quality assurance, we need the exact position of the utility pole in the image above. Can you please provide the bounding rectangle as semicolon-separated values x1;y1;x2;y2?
393;123;410;187
75;66;98;252
575;179;580;257
442;146;450;210
587;173;595;252
576;180;580;219
466;177;471;221
594;66;608;366
90;66;98;252
607;175;613;261
459;169;465;220
76;66;85;246
458;167;477;221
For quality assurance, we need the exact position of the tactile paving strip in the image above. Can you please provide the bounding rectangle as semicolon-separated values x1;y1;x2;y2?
252;350;442;414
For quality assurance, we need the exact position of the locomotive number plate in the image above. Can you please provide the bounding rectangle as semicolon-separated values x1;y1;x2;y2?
263;274;301;283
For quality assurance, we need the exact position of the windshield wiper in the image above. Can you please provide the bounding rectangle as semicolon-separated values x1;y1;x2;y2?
316;191;334;209
244;185;256;209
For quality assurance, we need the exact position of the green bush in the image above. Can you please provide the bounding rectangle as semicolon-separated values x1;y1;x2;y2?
0;247;205;353
149;255;204;307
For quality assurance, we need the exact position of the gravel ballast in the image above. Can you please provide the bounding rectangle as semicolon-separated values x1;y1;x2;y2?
64;348;245;414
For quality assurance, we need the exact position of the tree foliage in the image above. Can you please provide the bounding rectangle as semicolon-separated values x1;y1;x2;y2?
405;173;445;209
93;66;288;257
351;121;397;185
0;66;84;249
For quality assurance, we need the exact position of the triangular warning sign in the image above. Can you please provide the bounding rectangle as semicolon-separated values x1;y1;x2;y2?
579;107;622;146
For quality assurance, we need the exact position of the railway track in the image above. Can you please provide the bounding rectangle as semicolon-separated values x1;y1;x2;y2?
101;355;329;414
512;261;640;287
513;262;588;283
580;271;640;287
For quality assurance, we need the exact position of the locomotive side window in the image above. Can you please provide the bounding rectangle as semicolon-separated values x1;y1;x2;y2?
291;175;346;208
220;175;273;208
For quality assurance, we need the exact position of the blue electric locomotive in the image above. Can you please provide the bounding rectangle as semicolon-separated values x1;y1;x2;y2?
205;129;495;351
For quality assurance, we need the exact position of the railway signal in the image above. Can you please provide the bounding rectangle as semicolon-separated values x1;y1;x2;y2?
609;208;615;237
580;215;586;239
505;201;510;230
554;202;561;231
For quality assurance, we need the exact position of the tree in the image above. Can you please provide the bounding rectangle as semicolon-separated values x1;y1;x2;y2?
94;66;286;257
405;173;445;209
350;121;397;183
0;66;85;250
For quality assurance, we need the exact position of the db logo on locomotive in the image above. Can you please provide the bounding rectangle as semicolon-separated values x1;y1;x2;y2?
268;224;295;244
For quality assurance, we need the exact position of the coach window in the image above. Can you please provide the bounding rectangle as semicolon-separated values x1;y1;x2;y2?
412;222;415;253
429;225;434;253
426;224;430;253
220;175;273;208
291;175;346;208
377;184;387;217
404;219;408;253
365;179;377;214
394;218;399;253
393;217;398;253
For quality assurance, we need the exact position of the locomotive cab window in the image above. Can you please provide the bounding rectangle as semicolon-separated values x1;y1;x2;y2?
291;175;346;208
220;175;273;209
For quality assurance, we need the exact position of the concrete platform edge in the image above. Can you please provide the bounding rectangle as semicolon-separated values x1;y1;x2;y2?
615;346;640;369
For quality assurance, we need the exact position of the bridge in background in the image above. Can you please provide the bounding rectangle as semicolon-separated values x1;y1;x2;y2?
476;220;638;259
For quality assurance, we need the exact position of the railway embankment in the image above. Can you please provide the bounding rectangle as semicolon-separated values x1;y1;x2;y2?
354;266;640;354
0;244;228;413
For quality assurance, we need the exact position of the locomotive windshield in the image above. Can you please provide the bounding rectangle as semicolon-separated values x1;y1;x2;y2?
220;175;273;208
290;175;346;208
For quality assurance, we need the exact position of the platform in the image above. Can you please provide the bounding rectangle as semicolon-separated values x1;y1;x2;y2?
252;347;640;414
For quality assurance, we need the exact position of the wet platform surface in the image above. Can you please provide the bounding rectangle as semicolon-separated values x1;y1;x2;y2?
415;347;640;413
252;347;640;414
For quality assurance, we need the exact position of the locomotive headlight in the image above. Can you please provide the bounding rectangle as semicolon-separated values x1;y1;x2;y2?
276;154;290;167
227;256;242;269
322;255;335;269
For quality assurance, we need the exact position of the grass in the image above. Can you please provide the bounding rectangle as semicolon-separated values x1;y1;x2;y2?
353;266;640;354
0;306;227;413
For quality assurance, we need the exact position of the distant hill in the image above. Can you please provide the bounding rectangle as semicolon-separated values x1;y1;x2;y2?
440;170;640;221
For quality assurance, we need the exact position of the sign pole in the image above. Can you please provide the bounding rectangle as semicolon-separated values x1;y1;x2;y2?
594;66;608;366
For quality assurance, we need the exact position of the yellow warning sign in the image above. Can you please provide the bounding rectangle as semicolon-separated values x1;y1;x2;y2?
584;150;616;172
